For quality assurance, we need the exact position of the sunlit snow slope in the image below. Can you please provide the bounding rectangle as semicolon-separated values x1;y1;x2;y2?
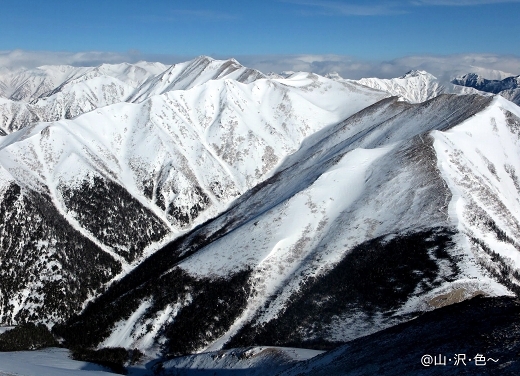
1;57;519;362
0;59;387;325
61;93;520;359
0;56;264;134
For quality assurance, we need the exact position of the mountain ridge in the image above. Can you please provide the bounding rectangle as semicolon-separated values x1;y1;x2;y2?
0;58;518;372
0;61;389;325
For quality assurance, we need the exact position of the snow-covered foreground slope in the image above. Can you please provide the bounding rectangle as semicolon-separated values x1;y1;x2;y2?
0;348;113;376
0;64;387;325
0;346;322;376
0;347;149;376
59;92;520;359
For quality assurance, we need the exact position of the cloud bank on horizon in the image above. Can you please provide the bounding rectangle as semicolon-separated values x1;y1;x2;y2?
0;49;518;81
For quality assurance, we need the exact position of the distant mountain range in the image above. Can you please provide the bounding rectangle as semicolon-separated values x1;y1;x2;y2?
327;69;520;106
0;56;519;374
452;73;520;105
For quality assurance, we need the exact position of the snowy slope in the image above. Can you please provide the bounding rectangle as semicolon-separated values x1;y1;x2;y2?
0;348;146;376
0;348;114;376
355;70;445;103
433;96;520;285
62;93;520;358
0;64;388;325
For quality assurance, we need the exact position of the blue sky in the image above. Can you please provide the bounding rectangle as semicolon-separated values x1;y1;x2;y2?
1;0;519;77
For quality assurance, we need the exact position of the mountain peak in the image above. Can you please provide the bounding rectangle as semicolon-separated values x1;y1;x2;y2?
399;69;432;79
226;57;241;65
325;72;343;80
193;55;215;64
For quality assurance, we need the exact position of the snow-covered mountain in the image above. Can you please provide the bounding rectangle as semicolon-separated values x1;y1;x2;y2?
453;73;520;105
0;57;519;373
0;56;265;134
353;70;445;103
327;69;497;104
59;93;520;360
0;61;388;325
0;62;161;133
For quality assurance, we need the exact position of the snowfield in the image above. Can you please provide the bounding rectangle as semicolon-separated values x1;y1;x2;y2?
0;348;125;376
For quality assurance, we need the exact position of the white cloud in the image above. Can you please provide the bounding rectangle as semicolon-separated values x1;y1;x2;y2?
0;50;189;70
282;0;404;16
282;0;520;17
411;0;520;6
1;50;518;81
238;53;520;80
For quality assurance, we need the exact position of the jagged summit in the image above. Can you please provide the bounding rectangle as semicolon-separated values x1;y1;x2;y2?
399;69;433;79
325;71;342;80
350;69;444;103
